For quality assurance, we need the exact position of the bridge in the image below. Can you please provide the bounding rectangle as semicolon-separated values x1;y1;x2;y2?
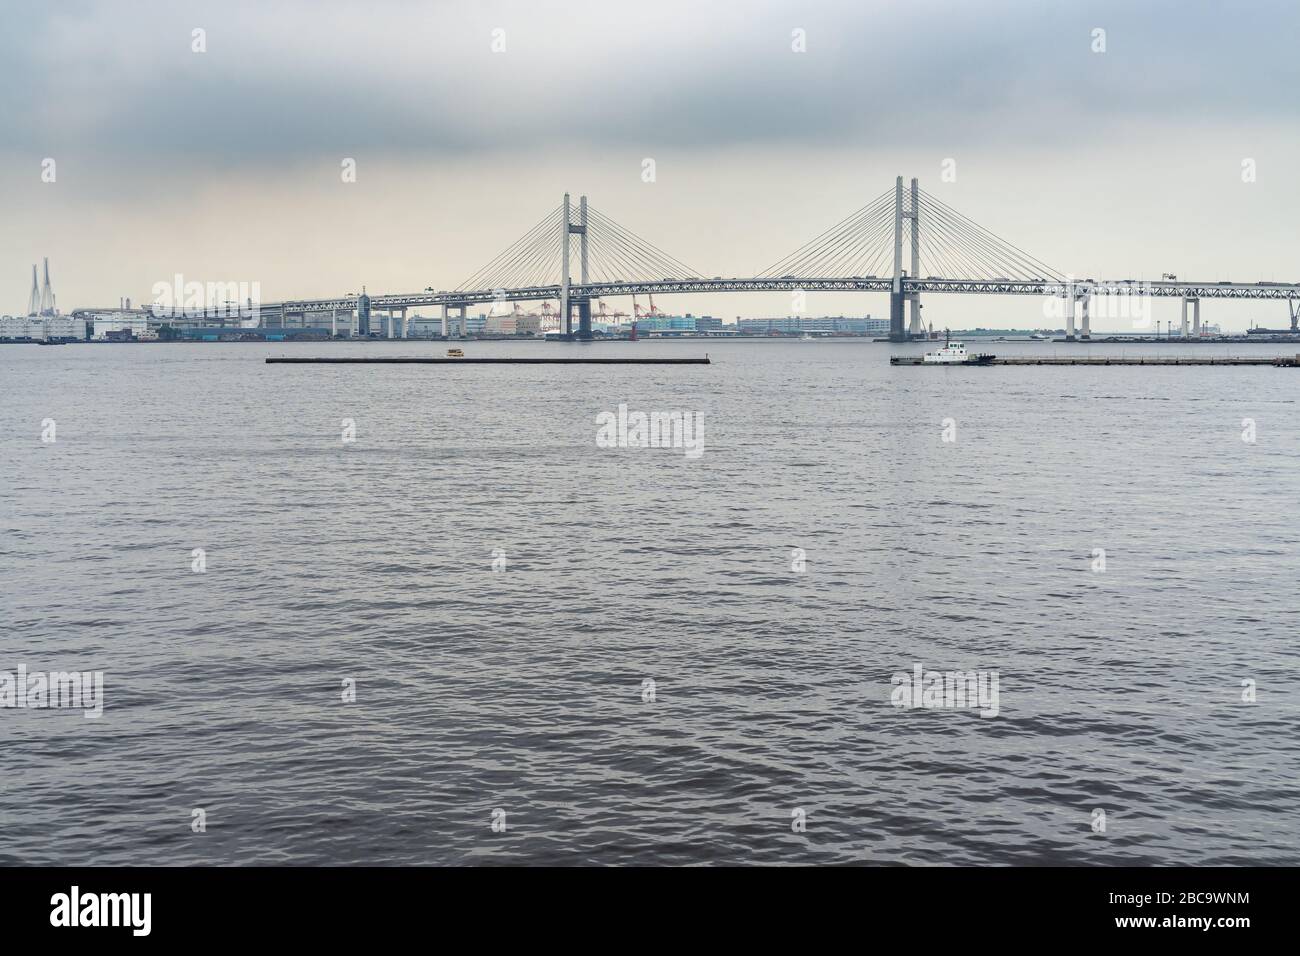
263;177;1300;341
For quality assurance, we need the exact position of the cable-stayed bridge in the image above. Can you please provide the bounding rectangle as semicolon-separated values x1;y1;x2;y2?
264;177;1300;341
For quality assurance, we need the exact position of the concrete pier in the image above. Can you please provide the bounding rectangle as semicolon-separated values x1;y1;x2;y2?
267;356;711;365
891;355;1300;366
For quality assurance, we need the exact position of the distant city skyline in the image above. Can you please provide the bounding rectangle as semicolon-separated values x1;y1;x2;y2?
2;0;1298;330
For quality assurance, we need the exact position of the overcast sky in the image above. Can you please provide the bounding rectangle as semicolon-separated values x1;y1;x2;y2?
2;0;1298;329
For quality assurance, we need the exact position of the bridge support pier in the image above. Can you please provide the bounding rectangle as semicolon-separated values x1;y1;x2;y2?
889;291;905;341
1065;294;1076;341
1080;294;1091;340
441;303;466;337
1180;296;1199;338
576;298;592;340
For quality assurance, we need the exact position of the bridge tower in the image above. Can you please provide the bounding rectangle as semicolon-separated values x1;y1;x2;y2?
890;178;904;340
577;195;592;339
561;193;570;336
26;264;39;316
39;257;54;315
560;194;592;340
890;176;922;341
908;178;922;337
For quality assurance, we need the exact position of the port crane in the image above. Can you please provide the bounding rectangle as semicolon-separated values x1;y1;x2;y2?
594;300;630;323
631;293;666;320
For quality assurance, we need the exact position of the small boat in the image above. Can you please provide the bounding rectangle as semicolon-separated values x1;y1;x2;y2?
922;331;994;365
447;348;464;358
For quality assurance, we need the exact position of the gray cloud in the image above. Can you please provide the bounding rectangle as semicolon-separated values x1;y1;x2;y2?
2;0;1297;162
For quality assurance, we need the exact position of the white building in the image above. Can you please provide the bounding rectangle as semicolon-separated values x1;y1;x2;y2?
92;313;152;340
483;315;517;335
43;315;83;340
0;315;43;340
0;314;83;341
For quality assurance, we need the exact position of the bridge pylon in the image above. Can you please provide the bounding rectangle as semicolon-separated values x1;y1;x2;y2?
890;176;923;341
560;193;592;340
908;177;922;338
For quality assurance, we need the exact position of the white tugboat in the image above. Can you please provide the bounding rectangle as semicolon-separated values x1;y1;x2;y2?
920;331;995;365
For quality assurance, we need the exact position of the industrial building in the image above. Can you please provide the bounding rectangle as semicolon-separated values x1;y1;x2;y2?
635;315;697;332
483;314;517;335
737;316;887;335
92;313;154;340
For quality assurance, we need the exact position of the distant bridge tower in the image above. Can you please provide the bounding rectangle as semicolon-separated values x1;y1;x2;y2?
39;257;54;315
26;264;40;316
890;177;922;341
560;193;591;339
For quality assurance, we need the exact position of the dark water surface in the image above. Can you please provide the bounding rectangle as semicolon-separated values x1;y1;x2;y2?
2;338;1297;865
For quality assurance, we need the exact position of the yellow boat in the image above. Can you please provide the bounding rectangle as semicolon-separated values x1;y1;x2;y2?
447;348;464;358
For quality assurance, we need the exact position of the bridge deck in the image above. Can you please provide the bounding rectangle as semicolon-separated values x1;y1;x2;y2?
263;277;1300;315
